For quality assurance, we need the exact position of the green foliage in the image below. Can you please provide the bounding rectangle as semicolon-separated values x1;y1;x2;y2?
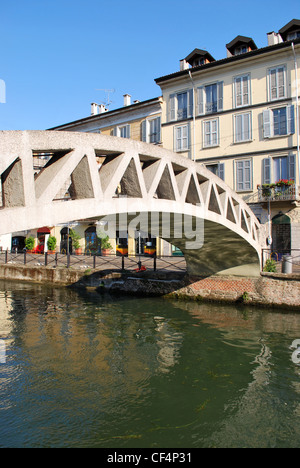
69;229;81;249
100;235;112;250
242;291;250;303
25;236;35;250
47;236;57;251
263;259;277;273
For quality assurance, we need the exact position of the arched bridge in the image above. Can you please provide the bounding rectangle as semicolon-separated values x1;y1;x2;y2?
0;131;263;276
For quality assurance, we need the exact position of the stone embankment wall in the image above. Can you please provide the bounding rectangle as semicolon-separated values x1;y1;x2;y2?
0;264;299;309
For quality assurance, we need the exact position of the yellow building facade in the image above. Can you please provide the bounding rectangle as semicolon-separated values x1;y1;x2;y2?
155;19;300;255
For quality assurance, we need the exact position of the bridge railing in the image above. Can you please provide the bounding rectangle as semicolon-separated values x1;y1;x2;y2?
0;250;187;274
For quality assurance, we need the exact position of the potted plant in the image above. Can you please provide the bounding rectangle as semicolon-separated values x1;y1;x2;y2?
25;236;35;252
263;258;277;273
47;236;57;254
70;229;82;255
100;235;112;256
261;184;272;198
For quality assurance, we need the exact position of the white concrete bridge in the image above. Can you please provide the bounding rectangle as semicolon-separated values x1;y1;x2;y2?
0;131;263;276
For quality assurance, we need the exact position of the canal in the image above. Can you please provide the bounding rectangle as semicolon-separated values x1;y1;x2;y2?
0;280;299;448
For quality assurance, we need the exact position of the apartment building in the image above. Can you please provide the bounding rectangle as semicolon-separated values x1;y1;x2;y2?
47;95;164;256
154;19;300;255
50;94;163;145
42;18;300;259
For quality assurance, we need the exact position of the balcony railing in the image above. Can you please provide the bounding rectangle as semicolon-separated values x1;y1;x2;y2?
258;184;300;202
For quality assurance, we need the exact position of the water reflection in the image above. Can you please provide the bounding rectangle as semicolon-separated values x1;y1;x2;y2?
0;281;299;448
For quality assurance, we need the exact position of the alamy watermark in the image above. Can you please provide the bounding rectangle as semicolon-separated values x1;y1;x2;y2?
291;339;300;365
0;339;6;363
0;79;6;104
96;211;204;251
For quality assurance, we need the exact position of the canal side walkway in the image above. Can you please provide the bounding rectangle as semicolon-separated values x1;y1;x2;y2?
0;256;299;310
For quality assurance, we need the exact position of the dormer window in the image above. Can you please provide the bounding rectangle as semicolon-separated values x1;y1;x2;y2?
184;49;215;68
279;19;300;42
287;30;300;41
226;36;258;57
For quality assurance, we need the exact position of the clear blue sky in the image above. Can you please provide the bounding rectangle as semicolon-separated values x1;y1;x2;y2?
0;0;299;130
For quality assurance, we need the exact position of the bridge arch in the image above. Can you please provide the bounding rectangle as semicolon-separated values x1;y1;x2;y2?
0;131;263;276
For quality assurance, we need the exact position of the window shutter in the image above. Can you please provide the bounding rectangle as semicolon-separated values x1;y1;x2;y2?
263;109;272;138
217;82;223;111
243;75;249;106
125;124;130;138
287;105;295;134
288;154;296;181
244;160;252;190
235;77;242;107
277;67;285;98
218;163;225;181
245;112;251;140
262;158;271;184
187;89;193;118
204;121;210;147
113;127;118;136
236;161;244;191
197;87;204;115
174;126;180;151
269;69;277;100
169;94;176;121
141;120;147;142
235;114;242;142
182;124;188;150
236;160;252;191
212;119;219;146
156;116;161;143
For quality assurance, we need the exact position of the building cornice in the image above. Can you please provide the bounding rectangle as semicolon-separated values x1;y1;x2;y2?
196;146;299;164
48;96;162;130
155;39;300;85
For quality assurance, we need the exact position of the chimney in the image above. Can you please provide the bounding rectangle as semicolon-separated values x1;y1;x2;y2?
267;31;283;46
98;104;107;114
91;103;107;115
91;102;99;115
123;94;131;106
180;59;189;71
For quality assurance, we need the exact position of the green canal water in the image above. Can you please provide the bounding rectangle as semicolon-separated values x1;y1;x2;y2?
0;280;299;448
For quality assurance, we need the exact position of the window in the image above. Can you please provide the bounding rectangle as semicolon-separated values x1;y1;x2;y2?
193;57;205;67
263;105;295;138
174;124;189;152
268;66;286;101
206;163;225;180
114;124;130;138
168;90;193;121
197;82;223;115
141;117;161;144
287;31;300;40
234;112;251;142
234;74;250;107
274;156;288;180
262;155;296;184
234;45;248;55
235;159;252;192
203;119;219;147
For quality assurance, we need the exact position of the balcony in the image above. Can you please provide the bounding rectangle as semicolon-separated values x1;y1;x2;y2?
258;182;300;203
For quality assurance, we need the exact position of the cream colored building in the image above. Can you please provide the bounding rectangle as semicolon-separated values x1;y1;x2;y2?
13;19;299;261
155;19;300;256
50;94;162;145
44;95;165;257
